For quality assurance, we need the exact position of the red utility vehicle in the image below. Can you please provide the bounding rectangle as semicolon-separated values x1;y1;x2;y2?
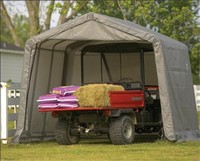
39;43;163;145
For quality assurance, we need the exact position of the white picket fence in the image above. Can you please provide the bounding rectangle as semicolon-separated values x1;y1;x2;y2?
0;82;20;144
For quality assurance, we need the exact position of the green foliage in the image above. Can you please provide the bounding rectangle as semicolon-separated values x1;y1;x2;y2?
84;0;198;43
0;15;13;44
191;43;200;84
12;14;30;47
0;14;29;47
80;0;125;19
53;2;71;15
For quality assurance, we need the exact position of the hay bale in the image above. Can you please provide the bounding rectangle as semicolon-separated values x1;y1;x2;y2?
74;84;124;107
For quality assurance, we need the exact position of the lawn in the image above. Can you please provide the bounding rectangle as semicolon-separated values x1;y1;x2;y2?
1;112;200;161
1;137;200;161
8;108;18;130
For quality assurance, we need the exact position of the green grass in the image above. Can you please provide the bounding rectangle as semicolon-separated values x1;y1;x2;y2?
1;138;200;161
8;108;17;130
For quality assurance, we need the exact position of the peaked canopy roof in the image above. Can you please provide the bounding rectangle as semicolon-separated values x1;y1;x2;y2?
26;12;186;52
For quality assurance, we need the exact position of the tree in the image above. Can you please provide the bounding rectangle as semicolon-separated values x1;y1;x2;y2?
84;0;199;43
1;1;23;47
190;43;200;84
0;14;13;45
1;0;90;47
25;1;40;37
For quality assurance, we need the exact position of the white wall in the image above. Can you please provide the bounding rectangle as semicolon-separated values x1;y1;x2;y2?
1;52;24;83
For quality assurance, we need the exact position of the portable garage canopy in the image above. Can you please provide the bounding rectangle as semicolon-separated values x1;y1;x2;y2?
13;12;200;143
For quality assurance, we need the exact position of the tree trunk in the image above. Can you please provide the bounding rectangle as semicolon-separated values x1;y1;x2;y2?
1;2;22;47
117;0;127;20
25;1;40;37
57;1;71;26
44;0;55;30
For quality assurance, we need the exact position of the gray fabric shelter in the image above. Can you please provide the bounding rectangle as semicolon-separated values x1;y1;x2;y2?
13;12;200;143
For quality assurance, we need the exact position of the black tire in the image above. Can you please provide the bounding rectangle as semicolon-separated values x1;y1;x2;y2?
55;118;80;145
109;115;135;145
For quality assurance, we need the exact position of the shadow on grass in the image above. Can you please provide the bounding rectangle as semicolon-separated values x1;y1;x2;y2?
79;133;161;145
8;133;162;146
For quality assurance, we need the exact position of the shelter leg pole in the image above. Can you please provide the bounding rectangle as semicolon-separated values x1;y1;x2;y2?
62;48;69;85
1;82;8;144
139;49;145;89
102;53;113;83
81;51;86;85
120;53;122;80
100;53;103;82
139;49;146;126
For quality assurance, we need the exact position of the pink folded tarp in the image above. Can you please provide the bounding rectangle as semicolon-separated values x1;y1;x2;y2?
37;94;59;103
57;95;78;102
58;102;78;108
38;103;58;108
52;85;79;96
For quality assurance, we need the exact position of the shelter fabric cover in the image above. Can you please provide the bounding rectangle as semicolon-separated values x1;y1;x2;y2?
13;12;200;143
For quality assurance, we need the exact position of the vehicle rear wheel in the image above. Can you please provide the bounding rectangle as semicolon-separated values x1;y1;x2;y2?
109;115;135;145
55;118;80;145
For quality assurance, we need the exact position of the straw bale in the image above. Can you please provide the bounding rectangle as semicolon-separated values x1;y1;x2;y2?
74;84;124;107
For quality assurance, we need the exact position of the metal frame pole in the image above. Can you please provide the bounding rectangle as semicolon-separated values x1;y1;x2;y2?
81;51;86;85
139;49;145;90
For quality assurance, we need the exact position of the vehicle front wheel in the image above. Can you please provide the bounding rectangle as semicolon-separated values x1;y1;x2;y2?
55;118;80;145
109;115;135;145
